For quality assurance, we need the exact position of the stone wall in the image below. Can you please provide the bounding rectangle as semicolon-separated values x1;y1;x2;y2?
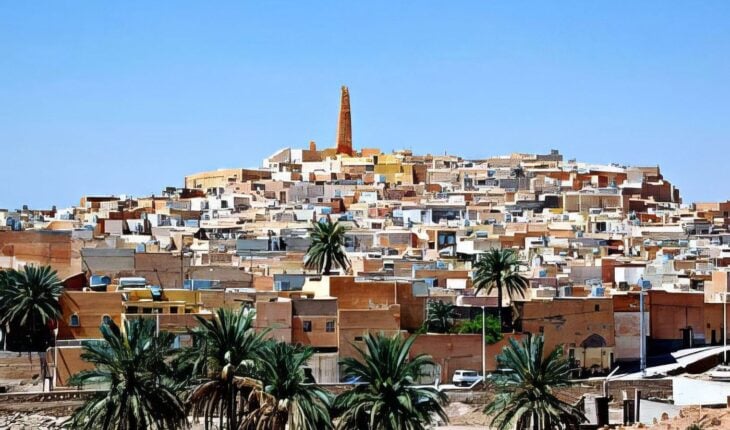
0;352;43;382
0;231;81;279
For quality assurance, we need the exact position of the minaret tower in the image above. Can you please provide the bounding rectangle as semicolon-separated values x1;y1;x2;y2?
335;85;354;156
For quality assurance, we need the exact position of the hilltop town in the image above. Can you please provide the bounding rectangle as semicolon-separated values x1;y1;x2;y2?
2;87;730;427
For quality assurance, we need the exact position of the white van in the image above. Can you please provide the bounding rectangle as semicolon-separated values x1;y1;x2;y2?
452;370;481;387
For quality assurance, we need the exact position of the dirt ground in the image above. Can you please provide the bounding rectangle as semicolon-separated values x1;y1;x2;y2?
7;402;729;429
441;403;730;430
443;401;490;427
639;406;730;429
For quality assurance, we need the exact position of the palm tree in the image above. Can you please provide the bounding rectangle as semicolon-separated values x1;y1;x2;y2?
333;333;448;430
304;219;350;275
484;335;584;430
0;265;63;351
68;318;188;429
425;300;458;333
473;248;528;331
241;342;332;430
179;308;271;430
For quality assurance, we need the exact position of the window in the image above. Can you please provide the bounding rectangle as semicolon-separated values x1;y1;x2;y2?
326;320;335;333
170;307;179;314
539;326;544;333
594;304;600;312
101;315;112;325
303;321;312;332
354;336;364;342
70;314;80;327
127;306;138;314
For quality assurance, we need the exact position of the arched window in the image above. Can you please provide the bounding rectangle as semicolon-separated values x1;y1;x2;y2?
70;314;80;327
102;315;112;325
580;334;607;348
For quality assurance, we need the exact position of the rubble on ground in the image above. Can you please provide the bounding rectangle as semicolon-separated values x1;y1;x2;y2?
0;413;67;430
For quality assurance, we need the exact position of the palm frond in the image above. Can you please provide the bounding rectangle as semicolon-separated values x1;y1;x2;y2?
304;219;351;275
68;318;188;430
334;333;448;430
484;334;585;430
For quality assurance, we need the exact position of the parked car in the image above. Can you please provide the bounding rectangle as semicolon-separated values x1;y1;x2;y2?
452;369;481;387
709;365;730;382
486;368;515;380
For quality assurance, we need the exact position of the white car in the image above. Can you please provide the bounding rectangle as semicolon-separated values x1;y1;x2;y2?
452;370;481;387
709;365;730;381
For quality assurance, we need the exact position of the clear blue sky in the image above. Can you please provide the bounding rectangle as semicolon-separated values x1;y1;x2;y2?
1;1;729;209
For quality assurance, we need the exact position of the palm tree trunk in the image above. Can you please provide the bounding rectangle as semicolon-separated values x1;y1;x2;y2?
229;383;236;430
219;397;224;430
30;315;37;352
323;257;332;275
276;410;288;430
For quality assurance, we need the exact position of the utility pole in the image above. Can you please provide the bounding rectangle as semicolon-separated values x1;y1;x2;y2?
481;306;486;381
53;325;58;391
180;248;184;289
639;278;647;377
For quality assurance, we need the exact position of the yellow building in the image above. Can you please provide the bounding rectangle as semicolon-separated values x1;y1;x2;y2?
374;154;414;185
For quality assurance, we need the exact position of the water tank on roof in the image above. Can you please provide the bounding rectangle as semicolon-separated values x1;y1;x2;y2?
539;270;547;278
591;286;605;297
90;275;112;288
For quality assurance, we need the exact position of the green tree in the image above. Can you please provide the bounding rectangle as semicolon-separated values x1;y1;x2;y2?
304;219;350;275
455;314;503;345
484;335;584;430
241;342;332;430
425;300;458;333
179;308;270;430
0;265;63;351
68;318;188;430
334;333;448;430
473;248;528;331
